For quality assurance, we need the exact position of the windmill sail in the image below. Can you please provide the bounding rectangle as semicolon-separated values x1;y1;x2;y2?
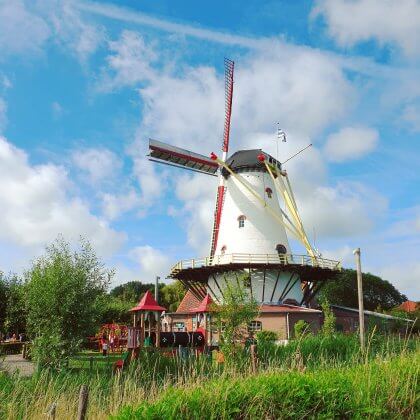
148;139;218;176
210;58;235;257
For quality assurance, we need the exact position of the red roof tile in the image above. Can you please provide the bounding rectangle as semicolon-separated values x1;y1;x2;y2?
260;304;321;313
196;294;215;313
130;290;166;312
176;290;201;313
398;300;419;313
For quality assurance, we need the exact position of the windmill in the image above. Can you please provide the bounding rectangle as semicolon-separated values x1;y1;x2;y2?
148;58;341;306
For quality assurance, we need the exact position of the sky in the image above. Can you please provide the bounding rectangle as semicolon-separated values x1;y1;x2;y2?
0;0;419;299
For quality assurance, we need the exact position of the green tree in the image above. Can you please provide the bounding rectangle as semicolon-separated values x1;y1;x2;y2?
160;281;186;312
294;320;311;339
4;275;26;335
215;272;259;361
98;295;133;324
110;281;156;303
321;300;336;336
0;272;7;334
25;238;112;368
318;269;406;311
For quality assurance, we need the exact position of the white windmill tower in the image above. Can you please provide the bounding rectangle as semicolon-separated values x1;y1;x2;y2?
148;58;341;306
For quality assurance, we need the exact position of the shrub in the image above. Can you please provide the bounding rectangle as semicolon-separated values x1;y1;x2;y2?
294;320;310;339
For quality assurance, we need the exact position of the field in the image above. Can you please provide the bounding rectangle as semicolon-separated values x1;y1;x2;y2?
0;334;418;419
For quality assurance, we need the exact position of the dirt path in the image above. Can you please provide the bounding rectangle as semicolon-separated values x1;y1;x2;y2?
0;354;35;377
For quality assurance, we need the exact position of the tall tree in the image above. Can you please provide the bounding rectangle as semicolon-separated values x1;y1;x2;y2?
160;281;187;312
25;237;112;367
318;269;407;311
110;281;156;303
0;272;7;334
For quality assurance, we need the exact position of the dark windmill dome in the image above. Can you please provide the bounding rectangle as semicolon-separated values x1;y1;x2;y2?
222;149;282;178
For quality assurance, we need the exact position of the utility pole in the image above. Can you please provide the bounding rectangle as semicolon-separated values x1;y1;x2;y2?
353;248;365;351
155;276;160;304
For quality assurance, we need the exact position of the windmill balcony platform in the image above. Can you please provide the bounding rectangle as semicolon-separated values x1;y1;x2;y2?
169;253;341;283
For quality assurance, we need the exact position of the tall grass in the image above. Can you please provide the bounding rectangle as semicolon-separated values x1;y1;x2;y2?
0;333;418;419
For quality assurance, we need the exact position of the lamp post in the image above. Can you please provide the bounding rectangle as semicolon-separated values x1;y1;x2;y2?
155;276;160;304
353;248;365;351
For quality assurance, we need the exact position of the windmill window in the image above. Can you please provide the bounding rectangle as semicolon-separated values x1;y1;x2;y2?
276;244;287;255
248;321;262;332
221;245;227;255
265;187;273;198
238;215;246;228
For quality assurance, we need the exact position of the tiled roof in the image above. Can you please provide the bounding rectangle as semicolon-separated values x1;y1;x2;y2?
260;304;322;313
398;300;419;313
130;290;166;312
196;294;215;313
176;290;201;313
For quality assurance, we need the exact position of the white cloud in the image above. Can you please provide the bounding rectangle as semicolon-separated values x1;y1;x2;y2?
52;101;64;119
401;103;420;132
100;30;158;90
78;0;264;49
0;0;50;56
312;0;420;57
378;263;420;301
129;245;172;281
72;147;122;184
324;126;379;162
0;137;125;255
47;0;105;61
0;98;7;132
101;190;141;220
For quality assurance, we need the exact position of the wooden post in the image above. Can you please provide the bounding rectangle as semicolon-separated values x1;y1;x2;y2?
89;357;93;372
77;385;89;420
139;312;145;348
353;248;365;351
250;344;257;373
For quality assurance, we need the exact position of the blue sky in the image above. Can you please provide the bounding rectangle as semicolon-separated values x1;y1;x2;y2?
0;0;419;299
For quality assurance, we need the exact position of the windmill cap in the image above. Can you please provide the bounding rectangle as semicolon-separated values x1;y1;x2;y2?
222;149;281;177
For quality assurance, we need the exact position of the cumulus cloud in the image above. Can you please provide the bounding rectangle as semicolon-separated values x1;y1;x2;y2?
401;103;420;132
72;147;122;184
324;126;379;162
47;0;105;61
312;0;420;57
129;245;172;281
0;137;125;255
0;0;50;56
99;30;158;90
0;98;7;132
101;190;141;220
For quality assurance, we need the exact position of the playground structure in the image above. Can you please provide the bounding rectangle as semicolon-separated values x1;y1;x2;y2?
126;291;207;358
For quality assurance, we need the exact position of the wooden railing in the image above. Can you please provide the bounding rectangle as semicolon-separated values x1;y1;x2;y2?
170;253;341;274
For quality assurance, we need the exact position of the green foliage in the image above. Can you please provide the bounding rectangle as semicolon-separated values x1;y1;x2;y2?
25;237;112;368
255;330;277;344
321;300;336;336
0;272;26;336
116;352;419;420
294;320;310;338
160;281;186;312
215;272;259;362
98;296;132;325
110;281;156;303
319;269;407;310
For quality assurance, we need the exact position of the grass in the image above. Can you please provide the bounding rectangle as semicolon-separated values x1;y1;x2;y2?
0;334;418;419
116;352;420;419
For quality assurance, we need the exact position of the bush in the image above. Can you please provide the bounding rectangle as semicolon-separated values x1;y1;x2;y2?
294;320;310;339
115;352;419;419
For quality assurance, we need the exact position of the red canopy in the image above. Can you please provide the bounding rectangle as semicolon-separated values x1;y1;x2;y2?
196;294;215;313
130;291;166;312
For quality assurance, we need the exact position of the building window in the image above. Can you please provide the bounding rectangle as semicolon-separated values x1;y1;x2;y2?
265;187;273;198
238;215;246;228
276;244;287;254
248;321;262;332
